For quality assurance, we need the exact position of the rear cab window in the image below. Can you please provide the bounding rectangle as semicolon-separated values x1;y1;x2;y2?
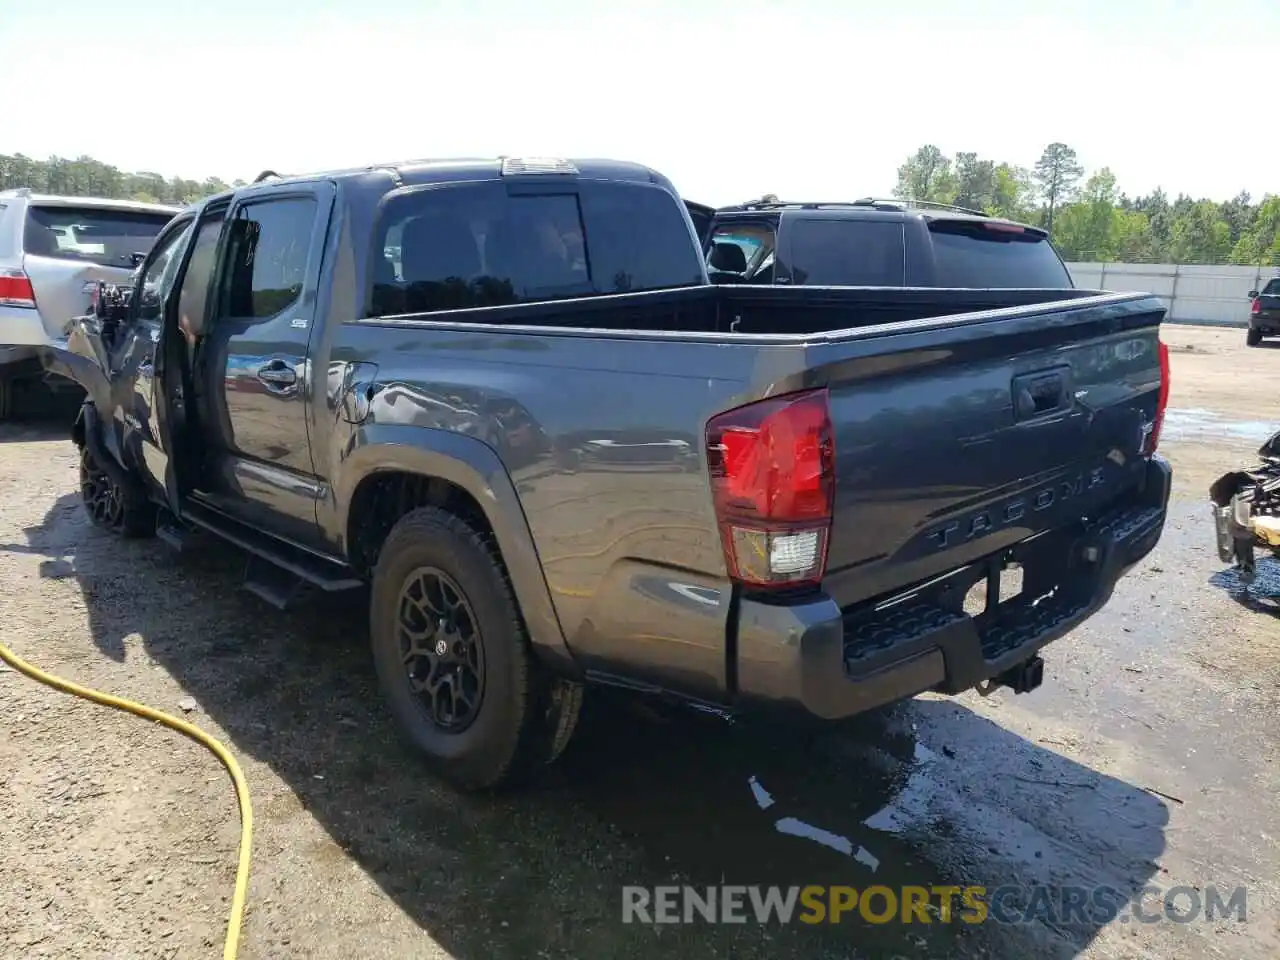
927;219;1072;288
787;218;906;286
369;179;704;317
24;205;175;269
1262;279;1280;296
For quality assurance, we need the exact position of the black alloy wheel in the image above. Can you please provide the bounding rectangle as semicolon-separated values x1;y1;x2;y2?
80;447;125;529
398;566;486;732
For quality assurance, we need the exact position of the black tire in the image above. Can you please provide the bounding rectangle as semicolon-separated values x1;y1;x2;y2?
78;446;156;538
369;506;582;791
0;377;12;422
1247;328;1263;347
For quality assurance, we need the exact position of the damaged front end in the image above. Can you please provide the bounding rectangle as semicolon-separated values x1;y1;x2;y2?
1209;430;1280;583
37;282;147;450
40;280;135;391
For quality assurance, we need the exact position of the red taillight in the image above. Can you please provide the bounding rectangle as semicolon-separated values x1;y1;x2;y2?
1145;339;1171;456
706;388;835;589
0;269;36;308
1251;298;1262;316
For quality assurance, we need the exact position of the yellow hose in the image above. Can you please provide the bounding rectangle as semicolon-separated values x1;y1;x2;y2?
0;640;252;960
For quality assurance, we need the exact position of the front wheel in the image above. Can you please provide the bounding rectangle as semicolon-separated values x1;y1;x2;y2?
369;505;582;791
79;446;156;538
1247;328;1263;346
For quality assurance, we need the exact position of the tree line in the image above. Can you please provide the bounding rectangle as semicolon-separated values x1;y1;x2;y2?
4;148;1278;266
0;153;242;206
893;143;1279;266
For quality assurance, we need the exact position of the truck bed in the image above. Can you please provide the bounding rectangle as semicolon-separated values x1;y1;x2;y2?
361;282;1105;336
341;285;1169;714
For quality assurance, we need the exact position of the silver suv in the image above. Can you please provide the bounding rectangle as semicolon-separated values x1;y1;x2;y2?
0;189;180;419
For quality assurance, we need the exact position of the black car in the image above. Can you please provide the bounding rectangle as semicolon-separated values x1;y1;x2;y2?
1247;277;1280;346
686;198;1074;290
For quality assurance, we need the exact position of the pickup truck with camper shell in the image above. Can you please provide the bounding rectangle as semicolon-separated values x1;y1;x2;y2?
688;197;1076;290
42;156;1173;791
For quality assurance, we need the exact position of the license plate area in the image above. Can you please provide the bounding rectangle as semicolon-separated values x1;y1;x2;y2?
963;562;1024;617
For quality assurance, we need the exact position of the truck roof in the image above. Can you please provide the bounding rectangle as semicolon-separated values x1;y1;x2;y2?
191;157;676;211
714;198;1046;238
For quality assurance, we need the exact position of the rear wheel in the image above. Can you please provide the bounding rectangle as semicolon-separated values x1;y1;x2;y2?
1247;328;1263;347
369;505;582;790
79;446;156;538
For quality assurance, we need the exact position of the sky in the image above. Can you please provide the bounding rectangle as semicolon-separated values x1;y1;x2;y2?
2;0;1275;207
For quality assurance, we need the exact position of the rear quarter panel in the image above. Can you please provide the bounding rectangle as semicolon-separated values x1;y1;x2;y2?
323;321;769;699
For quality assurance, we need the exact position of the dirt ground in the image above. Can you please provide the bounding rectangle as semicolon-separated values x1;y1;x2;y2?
1;324;1279;960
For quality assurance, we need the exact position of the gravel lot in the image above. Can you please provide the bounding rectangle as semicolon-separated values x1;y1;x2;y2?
1;324;1278;959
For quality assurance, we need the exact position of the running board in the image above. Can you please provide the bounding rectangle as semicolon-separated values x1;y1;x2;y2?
173;500;365;602
243;555;307;611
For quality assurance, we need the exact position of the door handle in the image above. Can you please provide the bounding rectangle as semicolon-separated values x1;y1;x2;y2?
257;359;298;394
1012;367;1072;421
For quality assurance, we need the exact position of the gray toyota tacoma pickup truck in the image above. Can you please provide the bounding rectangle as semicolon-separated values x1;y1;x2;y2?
42;156;1173;791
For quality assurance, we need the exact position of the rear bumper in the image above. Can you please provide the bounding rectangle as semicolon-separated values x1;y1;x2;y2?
0;305;55;371
1249;315;1278;332
735;454;1172;720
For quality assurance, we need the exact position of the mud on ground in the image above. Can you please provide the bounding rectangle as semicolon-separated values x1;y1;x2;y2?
1;324;1278;959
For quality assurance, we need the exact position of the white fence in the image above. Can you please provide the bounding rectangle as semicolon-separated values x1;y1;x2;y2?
1064;262;1279;326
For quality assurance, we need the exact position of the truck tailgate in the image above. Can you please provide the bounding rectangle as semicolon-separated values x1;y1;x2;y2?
808;294;1167;608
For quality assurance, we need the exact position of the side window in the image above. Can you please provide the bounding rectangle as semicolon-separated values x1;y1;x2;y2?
217;197;316;322
788;219;906;287
136;220;195;322
176;214;225;339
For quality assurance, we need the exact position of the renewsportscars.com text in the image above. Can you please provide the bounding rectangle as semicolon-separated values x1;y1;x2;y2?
621;884;1248;926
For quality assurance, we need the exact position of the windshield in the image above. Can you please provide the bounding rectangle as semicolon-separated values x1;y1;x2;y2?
24;205;175;268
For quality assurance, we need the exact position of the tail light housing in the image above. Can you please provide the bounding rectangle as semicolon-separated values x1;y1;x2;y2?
0;269;36;308
1251;297;1262;316
705;388;835;589
1144;339;1170;456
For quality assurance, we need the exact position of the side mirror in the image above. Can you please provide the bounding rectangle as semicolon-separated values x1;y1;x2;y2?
1248;290;1259;299
130;251;148;268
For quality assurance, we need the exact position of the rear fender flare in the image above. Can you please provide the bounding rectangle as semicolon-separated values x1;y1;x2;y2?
75;400;125;467
333;424;578;677
76;401;139;497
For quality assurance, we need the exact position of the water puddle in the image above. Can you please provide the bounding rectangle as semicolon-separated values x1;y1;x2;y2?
1161;408;1276;445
